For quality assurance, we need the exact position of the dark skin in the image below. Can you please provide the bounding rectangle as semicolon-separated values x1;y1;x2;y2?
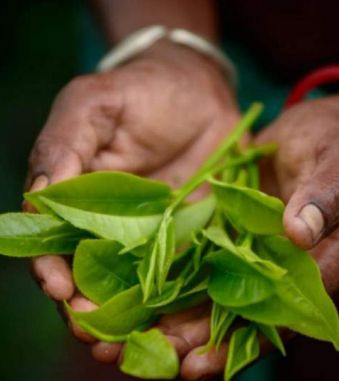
25;1;339;379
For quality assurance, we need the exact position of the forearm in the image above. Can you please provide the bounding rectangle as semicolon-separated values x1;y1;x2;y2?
89;0;219;45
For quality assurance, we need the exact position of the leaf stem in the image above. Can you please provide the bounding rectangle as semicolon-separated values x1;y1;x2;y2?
170;103;264;211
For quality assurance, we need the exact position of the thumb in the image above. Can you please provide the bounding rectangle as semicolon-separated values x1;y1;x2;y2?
26;134;87;190
283;152;339;249
23;140;83;212
25;75;120;189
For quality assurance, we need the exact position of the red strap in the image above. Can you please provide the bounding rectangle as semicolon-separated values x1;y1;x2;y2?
285;65;339;108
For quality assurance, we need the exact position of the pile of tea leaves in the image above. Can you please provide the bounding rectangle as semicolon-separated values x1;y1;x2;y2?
1;103;338;380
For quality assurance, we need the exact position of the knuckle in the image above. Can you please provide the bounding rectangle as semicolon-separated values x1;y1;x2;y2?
29;137;55;173
30;137;54;162
30;136;73;166
55;74;105;107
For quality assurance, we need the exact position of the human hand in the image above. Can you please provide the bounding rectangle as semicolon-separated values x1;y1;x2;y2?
257;96;339;297
24;40;240;367
153;96;339;380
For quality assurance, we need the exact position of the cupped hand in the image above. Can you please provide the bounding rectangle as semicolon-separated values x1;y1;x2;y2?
24;40;240;373
257;96;339;296
152;96;339;380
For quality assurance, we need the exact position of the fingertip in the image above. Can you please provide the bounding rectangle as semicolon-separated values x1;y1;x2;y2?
43;269;75;301
22;175;49;212
29;174;49;192
181;345;227;381
68;295;98;343
30;139;83;186
32;256;75;300
165;317;210;350
68;319;97;343
91;342;122;363
283;211;313;249
284;203;324;249
69;294;97;312
22;200;37;213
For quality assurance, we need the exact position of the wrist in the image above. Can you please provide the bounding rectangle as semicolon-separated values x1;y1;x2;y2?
140;39;224;72
135;39;237;102
97;26;236;90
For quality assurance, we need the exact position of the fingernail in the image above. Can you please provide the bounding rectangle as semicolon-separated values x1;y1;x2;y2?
30;174;49;192
298;204;324;243
22;200;36;213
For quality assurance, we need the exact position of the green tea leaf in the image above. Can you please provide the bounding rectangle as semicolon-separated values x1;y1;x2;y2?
146;279;183;308
157;271;209;314
137;239;157;302
174;195;215;245
206;249;276;307
73;239;138;304
256;236;339;348
231;279;339;347
156;214;176;293
25;171;172;215
65;285;155;342
121;329;179;380
35;196;164;247
174;103;263;205
25;172;173;246
138;212;176;301
169;246;195;279
225;326;260;381
203;227;286;281
210;180;284;235
0;213;87;257
206;303;236;350
178;277;209;298
157;290;208;315
255;324;285;356
203;226;235;252
236;246;286;280
118;237;148;255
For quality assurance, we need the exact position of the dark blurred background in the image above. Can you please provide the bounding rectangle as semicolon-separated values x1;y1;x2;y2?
0;1;118;380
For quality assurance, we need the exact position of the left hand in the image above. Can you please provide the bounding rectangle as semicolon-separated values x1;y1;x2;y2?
150;96;339;380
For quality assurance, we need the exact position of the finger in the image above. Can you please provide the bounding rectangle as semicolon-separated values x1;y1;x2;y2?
31;255;74;300
310;230;339;295
165;335;191;358
26;75;120;187
158;316;210;356
67;294;97;343
283;147;339;249
27;138;84;187
22;175;49;212
181;327;294;381
91;342;122;363
181;344;227;381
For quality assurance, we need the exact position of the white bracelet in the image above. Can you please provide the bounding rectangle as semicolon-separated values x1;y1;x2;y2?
96;25;237;87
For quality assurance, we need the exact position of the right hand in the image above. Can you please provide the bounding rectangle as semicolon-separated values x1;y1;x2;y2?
24;40;240;377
